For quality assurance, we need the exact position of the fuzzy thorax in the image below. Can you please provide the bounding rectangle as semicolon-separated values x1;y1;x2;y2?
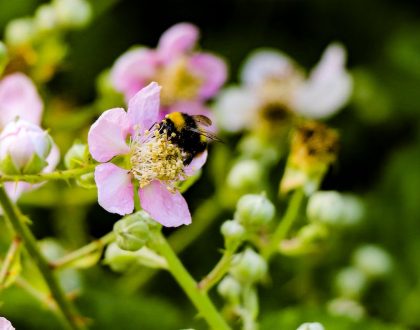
130;126;186;190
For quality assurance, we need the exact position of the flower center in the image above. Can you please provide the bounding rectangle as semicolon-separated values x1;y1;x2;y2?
158;58;202;105
130;126;187;190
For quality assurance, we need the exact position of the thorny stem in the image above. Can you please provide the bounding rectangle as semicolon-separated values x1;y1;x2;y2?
262;189;305;260
51;232;115;270
0;165;95;184
15;276;58;311
155;231;231;330
0;186;86;330
0;236;21;286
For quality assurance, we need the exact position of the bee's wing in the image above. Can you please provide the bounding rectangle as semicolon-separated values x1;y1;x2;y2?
188;127;223;143
191;115;212;127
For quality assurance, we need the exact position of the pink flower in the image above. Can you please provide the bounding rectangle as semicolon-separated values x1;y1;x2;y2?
0;73;60;205
88;82;207;227
0;73;43;129
0;317;15;330
110;23;227;116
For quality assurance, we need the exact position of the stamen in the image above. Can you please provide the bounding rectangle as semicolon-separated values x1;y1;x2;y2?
130;128;186;191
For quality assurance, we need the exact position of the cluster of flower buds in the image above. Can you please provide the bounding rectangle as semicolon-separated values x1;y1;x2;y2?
3;0;92;82
328;244;392;320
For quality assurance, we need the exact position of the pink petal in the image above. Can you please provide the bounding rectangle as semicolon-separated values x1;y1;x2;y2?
44;142;60;173
139;180;191;227
0;317;15;330
240;49;296;88
214;86;259;132
94;163;134;215
4;182;27;202
293;43;353;118
110;48;159;101
189;53;227;99
127;82;161;134
157;23;199;63
88;108;130;162
184;149;208;176
0;73;43;129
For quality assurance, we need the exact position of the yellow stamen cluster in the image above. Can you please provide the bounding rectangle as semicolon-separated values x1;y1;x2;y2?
290;120;339;171
158;57;203;105
130;127;186;190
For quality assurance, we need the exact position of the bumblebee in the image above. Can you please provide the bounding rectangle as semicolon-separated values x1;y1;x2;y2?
157;112;218;165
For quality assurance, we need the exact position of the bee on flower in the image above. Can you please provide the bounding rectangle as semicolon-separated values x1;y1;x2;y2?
88;82;211;227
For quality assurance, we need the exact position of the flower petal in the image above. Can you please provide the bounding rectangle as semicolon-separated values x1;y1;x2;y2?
0;73;43;129
214;86;259;133
240;49;296;87
95;163;134;215
110;48;159;101
184;149;208;176
139;180;191;227
293;43;353;118
157;23;199;63
88;108;130;162
188;53;227;99
127;82;161;134
0;317;15;330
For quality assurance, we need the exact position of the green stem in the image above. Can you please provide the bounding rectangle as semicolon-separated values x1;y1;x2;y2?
0;237;21;286
0;165;95;184
15;276;58;311
262;189;304;260
198;245;238;293
155;231;231;330
51;232;115;270
0;186;86;330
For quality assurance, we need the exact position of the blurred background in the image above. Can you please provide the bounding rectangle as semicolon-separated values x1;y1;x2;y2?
1;0;420;329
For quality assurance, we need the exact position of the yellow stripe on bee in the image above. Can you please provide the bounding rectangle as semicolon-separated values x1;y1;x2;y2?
167;112;185;130
200;134;207;142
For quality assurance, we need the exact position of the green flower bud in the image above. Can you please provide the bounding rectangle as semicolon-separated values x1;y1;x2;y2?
352;245;392;279
227;159;264;191
307;191;363;227
230;248;267;284
114;211;156;251
64;143;89;169
217;275;242;302
327;298;365;321
296;322;325;330
221;220;245;249
0;42;8;75
53;0;92;29
335;267;367;299
297;223;329;245
103;242;138;273
75;172;96;189
235;194;275;230
34;4;58;32
5;18;36;46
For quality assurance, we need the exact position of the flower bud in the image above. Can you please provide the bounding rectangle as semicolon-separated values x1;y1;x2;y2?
327;298;365;321
0;42;8;75
34;5;58;32
0;120;53;174
335;267;367;299
64;142;89;169
217;275;242;302
352;245;392;279
5;18;36;46
75;172;96;189
230;248;267;284
221;220;245;249
114;211;157;251
103;242;138;273
296;322;325;330
227;159;264;192
235;193;275;230
307;191;363;227
53;0;92;29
